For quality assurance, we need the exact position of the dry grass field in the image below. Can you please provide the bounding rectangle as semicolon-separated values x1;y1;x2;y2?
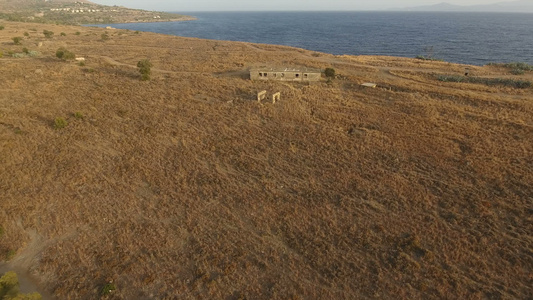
0;21;532;299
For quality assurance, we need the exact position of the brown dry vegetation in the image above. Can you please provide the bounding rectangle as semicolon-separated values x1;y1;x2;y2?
0;21;532;299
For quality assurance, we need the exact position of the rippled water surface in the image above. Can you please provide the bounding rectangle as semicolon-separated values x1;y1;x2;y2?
94;12;533;65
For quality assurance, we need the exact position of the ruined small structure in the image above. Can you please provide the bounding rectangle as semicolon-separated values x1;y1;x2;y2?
257;91;281;104
250;67;321;82
257;90;267;102
272;92;281;103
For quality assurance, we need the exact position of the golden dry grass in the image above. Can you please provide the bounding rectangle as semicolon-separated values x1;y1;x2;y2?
0;21;532;299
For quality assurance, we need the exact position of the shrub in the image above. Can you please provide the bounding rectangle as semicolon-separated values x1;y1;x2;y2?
43;30;54;38
27;51;40;57
56;47;75;60
510;69;525;75
75;31;81;35
60;32;66;36
0;271;43;299
53;117;67;129
487;62;532;71
74;112;84;119
23;32;29;37
101;282;116;296
12;37;22;45
22;47;29;54
137;59;152;81
101;33;109;41
324;67;336;78
0;25;4;30
415;55;444;62
0;51;3;58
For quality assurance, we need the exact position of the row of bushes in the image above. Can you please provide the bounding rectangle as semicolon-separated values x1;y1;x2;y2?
487;62;532;75
437;75;531;89
415;55;444;62
487;62;533;71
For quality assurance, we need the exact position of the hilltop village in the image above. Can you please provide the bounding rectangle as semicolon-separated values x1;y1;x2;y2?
0;0;193;24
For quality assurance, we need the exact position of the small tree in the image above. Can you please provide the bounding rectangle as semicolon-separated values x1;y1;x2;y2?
43;30;54;38
56;47;75;60
12;37;22;45
324;67;336;78
137;59;152;81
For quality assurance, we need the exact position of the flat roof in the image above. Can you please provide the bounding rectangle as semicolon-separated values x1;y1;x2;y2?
251;67;321;73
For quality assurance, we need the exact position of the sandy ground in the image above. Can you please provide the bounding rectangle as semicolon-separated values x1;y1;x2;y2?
0;21;532;299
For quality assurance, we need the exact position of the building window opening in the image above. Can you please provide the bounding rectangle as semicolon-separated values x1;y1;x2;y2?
264;73;268;77
295;74;300;78
281;73;285;77
259;73;263;77
304;73;308;78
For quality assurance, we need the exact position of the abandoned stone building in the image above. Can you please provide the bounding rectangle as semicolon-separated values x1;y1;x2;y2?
250;67;321;82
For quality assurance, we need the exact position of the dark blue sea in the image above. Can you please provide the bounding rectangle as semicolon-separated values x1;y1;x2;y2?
94;12;533;66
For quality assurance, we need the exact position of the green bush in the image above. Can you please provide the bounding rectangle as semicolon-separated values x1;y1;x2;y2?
43;30;54;38
137;59;152;81
510;69;525;75
101;33;109;41
0;25;4;30
60;32;66;36
22;47;29;54
12;37;22;45
53;117;68;129
324;67;336;78
75;31;81;35
56;47;75;60
23;32;29;37
0;51;3;58
0;271;42;300
100;282;116;296
74;112;84;119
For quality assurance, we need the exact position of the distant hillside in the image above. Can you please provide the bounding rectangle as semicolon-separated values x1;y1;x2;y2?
400;0;533;13
0;0;193;24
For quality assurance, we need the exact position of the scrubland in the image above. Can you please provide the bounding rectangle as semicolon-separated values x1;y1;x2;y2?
0;21;532;299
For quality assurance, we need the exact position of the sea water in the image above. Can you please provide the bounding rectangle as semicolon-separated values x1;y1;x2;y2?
94;12;533;66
